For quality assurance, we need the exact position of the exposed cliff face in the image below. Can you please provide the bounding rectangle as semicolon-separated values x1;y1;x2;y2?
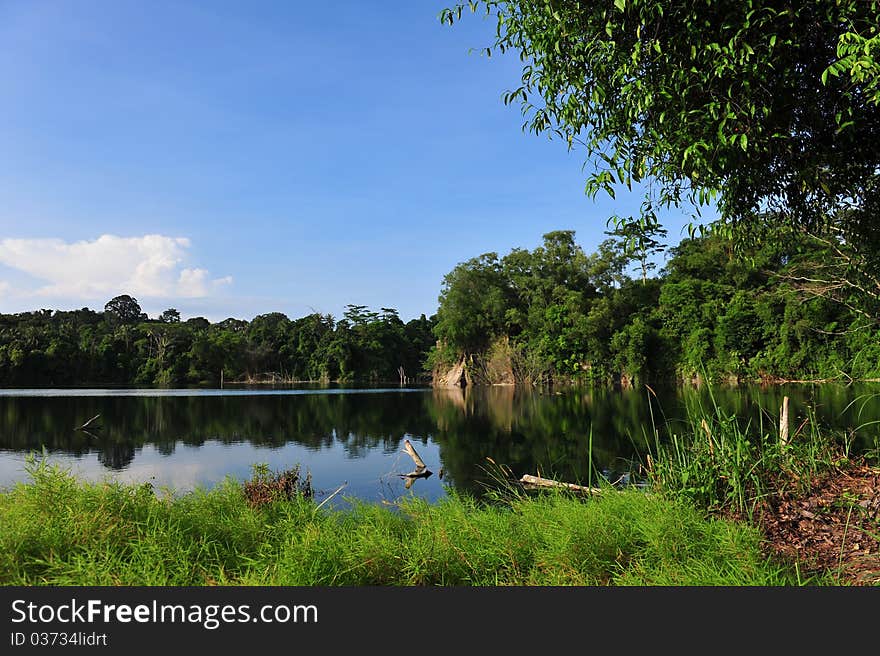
432;335;545;387
433;356;470;388
430;337;644;387
431;337;520;387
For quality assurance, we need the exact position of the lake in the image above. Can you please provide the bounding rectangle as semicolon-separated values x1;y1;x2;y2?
0;383;878;506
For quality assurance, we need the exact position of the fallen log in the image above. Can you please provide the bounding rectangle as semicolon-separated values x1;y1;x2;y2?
519;474;602;495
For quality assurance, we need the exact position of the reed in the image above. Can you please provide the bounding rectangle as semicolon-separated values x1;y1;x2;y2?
646;387;861;518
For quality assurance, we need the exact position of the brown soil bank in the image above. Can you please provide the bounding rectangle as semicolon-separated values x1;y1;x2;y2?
745;462;880;585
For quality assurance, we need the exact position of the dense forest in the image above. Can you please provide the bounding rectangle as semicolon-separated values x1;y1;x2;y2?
0;298;435;386
430;228;880;387
2;227;879;388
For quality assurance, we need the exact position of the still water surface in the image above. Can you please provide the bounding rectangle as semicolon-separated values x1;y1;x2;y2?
0;384;877;505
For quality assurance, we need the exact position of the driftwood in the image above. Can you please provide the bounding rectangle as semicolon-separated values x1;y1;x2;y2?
519;474;602;495
77;414;101;431
400;439;432;488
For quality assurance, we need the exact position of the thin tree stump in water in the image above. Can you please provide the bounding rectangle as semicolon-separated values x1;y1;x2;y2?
780;396;790;447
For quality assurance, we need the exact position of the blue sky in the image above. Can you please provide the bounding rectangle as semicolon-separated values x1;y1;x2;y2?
0;0;708;323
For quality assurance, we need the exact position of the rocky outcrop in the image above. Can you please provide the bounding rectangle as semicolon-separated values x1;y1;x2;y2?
433;356;470;388
432;340;517;388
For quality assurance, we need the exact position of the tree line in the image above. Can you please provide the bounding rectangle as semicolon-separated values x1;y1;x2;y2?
3;224;880;387
0;297;435;386
430;227;880;386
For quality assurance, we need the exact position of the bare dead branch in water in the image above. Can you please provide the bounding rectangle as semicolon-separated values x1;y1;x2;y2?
76;414;101;431
399;439;433;487
313;481;348;514
403;439;427;470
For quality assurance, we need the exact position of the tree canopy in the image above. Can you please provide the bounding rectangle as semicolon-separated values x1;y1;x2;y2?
431;228;880;385
104;295;146;324
0;301;436;387
441;1;880;259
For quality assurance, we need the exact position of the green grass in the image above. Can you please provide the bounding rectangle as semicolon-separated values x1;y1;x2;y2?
0;458;818;586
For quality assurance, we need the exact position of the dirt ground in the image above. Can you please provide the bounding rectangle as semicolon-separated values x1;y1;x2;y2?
748;462;880;585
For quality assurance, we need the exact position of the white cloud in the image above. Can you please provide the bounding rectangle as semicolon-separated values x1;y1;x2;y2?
177;267;209;297
0;234;232;300
0;281;9;296
176;269;233;298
